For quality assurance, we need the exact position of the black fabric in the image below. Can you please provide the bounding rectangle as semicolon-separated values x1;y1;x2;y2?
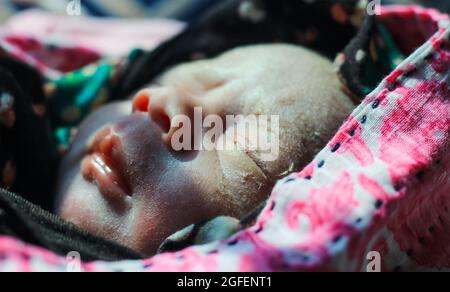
0;188;142;261
0;58;56;210
337;12;376;100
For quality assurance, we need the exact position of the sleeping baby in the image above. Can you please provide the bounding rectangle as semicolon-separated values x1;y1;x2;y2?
55;44;355;256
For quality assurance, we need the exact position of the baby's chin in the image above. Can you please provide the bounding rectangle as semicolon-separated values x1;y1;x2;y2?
57;173;130;237
58;175;159;255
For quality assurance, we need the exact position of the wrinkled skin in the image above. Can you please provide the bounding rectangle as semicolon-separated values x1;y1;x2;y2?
55;44;354;256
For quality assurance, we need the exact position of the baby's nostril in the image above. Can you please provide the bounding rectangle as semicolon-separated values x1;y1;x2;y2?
132;91;150;113
153;111;171;134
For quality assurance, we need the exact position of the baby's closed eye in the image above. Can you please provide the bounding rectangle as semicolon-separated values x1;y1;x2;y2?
161;61;228;97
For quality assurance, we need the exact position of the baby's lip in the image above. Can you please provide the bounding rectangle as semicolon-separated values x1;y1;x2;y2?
82;126;132;201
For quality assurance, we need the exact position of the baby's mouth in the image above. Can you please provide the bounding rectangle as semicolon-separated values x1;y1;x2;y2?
81;126;132;201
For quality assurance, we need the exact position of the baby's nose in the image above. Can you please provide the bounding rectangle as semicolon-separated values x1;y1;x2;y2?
132;87;195;146
132;88;173;135
132;86;227;149
132;89;150;113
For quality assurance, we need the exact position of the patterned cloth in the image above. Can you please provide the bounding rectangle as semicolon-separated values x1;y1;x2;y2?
1;10;185;58
0;1;449;272
384;0;450;13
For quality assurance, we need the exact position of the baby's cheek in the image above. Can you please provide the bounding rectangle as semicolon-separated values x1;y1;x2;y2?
59;191;96;231
124;169;204;255
216;150;272;217
58;176;125;238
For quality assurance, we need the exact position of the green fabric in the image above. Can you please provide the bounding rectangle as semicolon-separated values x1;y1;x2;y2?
47;49;144;151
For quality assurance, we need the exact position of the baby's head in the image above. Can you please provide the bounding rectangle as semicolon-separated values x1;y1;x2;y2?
56;44;354;256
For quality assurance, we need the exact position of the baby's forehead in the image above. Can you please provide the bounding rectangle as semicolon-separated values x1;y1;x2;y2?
136;44;341;112
215;44;329;65
164;44;328;73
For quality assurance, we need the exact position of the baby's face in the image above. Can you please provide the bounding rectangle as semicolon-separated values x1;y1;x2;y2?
56;44;354;256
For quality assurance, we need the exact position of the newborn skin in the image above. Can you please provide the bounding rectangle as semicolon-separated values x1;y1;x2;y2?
55;44;355;256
